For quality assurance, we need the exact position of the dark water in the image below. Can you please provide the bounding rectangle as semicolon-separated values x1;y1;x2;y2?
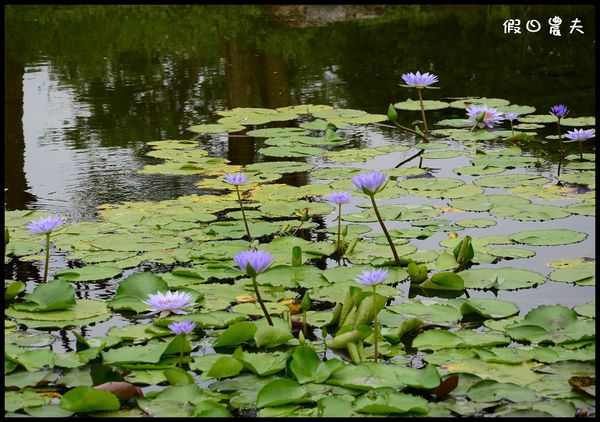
4;5;596;335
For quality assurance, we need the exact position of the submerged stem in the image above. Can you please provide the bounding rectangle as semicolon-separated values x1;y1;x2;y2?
369;195;400;266
252;276;273;326
43;233;51;283
235;186;253;243
178;334;185;368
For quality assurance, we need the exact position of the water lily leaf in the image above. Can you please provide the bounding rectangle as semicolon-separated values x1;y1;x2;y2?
13;279;75;312
435;118;471;127
381;300;462;326
299;118;333;130
256;378;308;408
188;123;246;133
466;379;538;402
560;116;595;127
452;298;519;319
5;240;44;257
473;174;550;188
60;386;120;413
517;114;557;124
232;348;289;376
558;171;595;187
470;154;539;169
6;299;111;328
5;389;51;413
564;202;595;216
325;146;407;163
204;356;244;380
394;99;450;110
311;167;364;180
345;204;441;222
459;267;546;290
506;304;596;344
258;265;326;289
496;104;536;115
254;323;294;348
5;369;59;389
493;400;576;417
244;160;314;174
549;264;595;286
509;229;587;246
354;390;429;415
449;97;510;108
490;202;571;221
193;399;232;417
107;272;168;312
24;404;74;418
419;272;464;290
277;104;333;114
213;321;257;348
513;123;545;129
413;329;510;351
399;177;464;191
102;336;190;366
455;218;496;228
573;301;595;319
421;150;465;159
247;127;309;137
230;302;288;317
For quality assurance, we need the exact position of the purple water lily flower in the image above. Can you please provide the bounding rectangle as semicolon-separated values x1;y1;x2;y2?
27;214;64;235
466;104;505;129
550;104;569;119
351;171;388;196
225;173;249;185
143;291;195;318
564;128;595;141
356;268;389;286
401;71;439;88
168;320;196;336
503;112;519;121
327;191;352;204
233;249;274;276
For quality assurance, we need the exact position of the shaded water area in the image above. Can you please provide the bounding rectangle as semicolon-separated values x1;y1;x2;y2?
3;5;596;416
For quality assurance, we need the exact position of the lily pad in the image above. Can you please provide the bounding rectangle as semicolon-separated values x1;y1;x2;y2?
459;267;546;290
394;99;450;110
509;229;587;246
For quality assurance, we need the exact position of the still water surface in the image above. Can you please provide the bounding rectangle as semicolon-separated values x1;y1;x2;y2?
4;5;595;347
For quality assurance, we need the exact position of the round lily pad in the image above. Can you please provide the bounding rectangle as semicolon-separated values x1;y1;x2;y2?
394;99;450;110
549;266;595;286
449;97;510;108
55;265;122;282
509;229;587;246
455;219;497;228
6;299;111;328
459;268;546;290
188;123;246;133
473;174;551;188
454;165;504;176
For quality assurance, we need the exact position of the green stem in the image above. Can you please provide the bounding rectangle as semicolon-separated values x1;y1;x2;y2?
43;233;51;283
369;195;400;266
372;285;378;363
303;311;307;337
337;204;343;257
510;121;514;137
179;334;185;368
292;221;304;236
556;121;564;177
235;186;253;243
578;140;583;160
252;276;273;326
417;88;429;137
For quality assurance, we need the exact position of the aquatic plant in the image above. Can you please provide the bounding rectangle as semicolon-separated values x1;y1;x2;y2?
401;71;439;136
504;112;519;136
27;214;64;283
356;268;388;363
233;249;275;325
466;104;504;130
143;290;195;318
168;320;196;368
550;104;569;177
564;128;595;160
225;172;253;242
352;171;401;266
327;191;352;258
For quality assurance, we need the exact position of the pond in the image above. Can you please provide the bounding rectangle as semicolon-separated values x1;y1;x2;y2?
4;5;596;418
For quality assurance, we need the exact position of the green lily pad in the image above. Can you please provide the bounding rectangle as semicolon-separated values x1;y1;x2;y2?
394;99;450;110
549;265;595;286
247;127;309;137
188;123;246;133
517;114;558;124
354;390;429;415
454;165;504;176
558;171;595;187
232;348;289;376
573;301;595;319
60;386;120;413
509;229;588;246
107;272;169;312
467;379;538;403
455;218;496;228
413;329;510;351
506;304;596;344
244;161;314;174
6;299;111;328
258;145;324;158
473;174;550;188
449;97;510;108
256;379;308;408
419;272;464;291
490;203;571;221
560;117;595;127
12;279;75;312
459;267;546;290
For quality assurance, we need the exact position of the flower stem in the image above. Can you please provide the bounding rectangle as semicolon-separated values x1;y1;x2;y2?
417;88;429;137
390;121;429;143
302;310;307;337
336;204;343;257
372;285;379;363
43;233;51;283
252;276;273;326
235;186;253;243
178;334;185;368
510;121;514;137
578;140;583;160
369;195;400;266
292;221;304;237
556;121;564;177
